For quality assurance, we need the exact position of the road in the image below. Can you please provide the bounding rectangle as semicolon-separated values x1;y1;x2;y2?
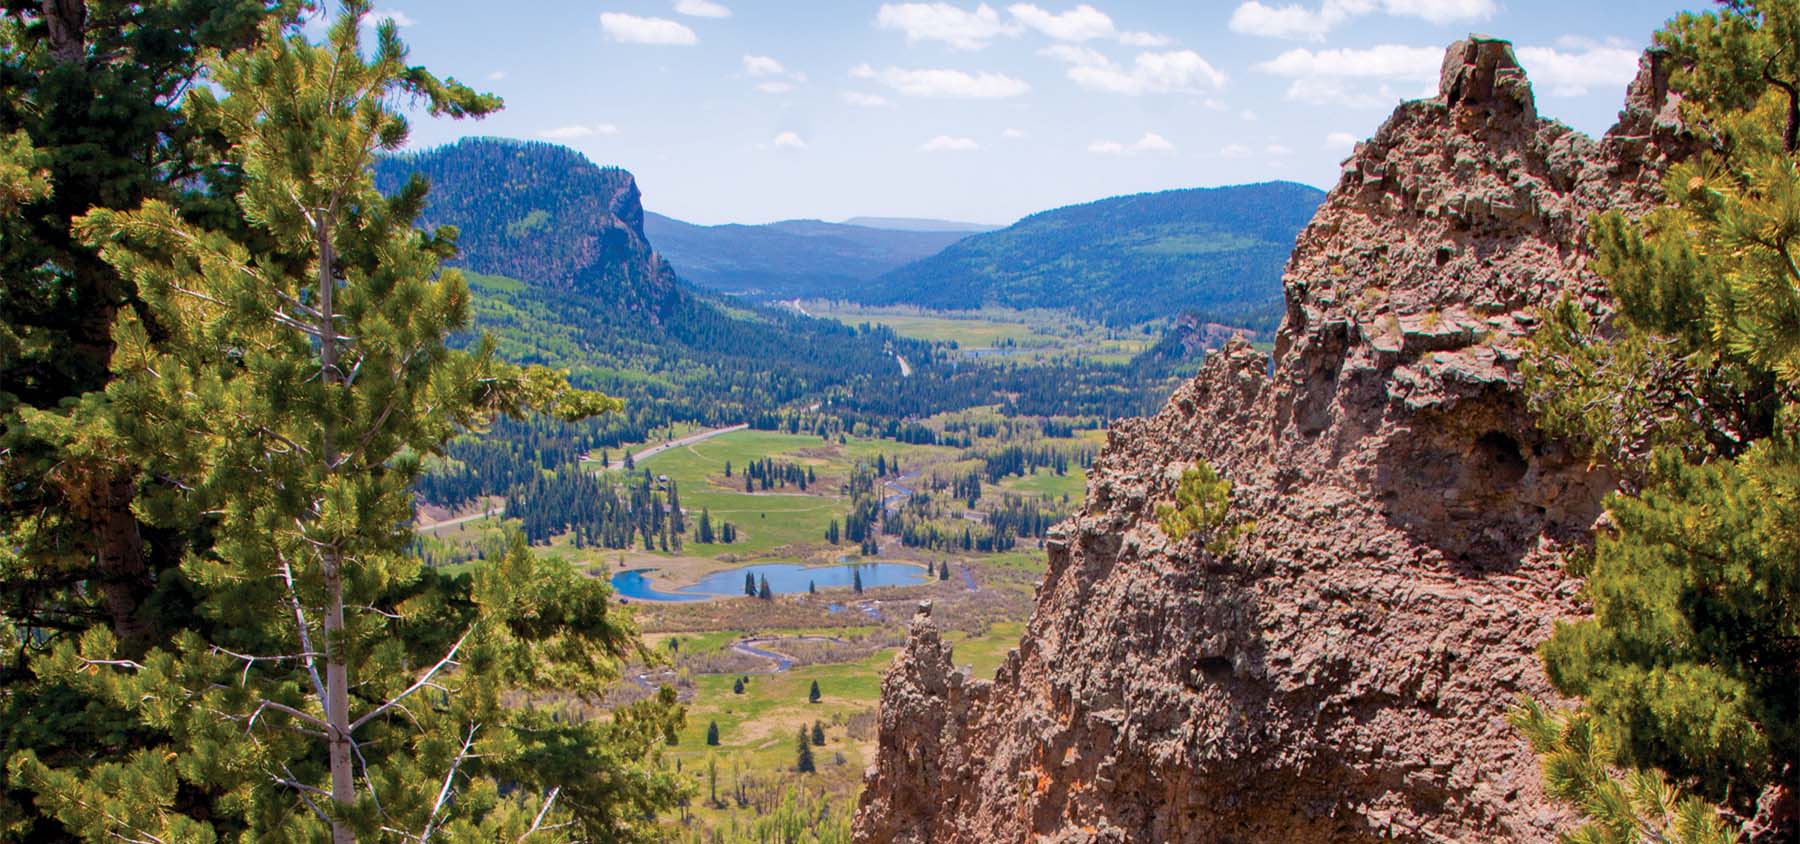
894;353;913;377
599;423;749;466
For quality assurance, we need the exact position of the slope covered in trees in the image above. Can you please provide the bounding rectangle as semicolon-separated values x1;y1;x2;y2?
371;139;932;420
859;181;1325;329
643;213;979;299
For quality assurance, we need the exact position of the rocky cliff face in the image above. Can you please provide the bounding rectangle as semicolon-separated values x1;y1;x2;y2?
372;138;681;321
854;38;1690;844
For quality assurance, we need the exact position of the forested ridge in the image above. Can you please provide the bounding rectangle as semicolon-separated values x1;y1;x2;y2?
858;181;1326;328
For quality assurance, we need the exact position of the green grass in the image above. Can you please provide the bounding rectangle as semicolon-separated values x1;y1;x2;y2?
997;467;1087;501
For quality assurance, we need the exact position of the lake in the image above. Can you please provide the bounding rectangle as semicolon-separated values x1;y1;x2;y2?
611;562;930;602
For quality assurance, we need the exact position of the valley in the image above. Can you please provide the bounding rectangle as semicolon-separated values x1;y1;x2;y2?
7;6;1783;844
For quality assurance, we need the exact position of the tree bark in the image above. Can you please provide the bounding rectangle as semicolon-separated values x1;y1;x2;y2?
316;208;356;844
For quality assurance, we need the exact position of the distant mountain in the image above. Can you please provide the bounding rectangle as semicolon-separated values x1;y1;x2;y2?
371;138;928;420
859;182;1326;329
841;216;1000;233
643;213;976;299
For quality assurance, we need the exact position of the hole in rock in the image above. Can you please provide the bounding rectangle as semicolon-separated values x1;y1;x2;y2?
1474;431;1528;485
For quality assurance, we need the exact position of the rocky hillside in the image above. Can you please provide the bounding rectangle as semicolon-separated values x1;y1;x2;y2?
854;38;1694;844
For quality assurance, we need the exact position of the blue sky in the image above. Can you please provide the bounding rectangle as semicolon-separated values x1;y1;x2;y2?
368;0;1692;225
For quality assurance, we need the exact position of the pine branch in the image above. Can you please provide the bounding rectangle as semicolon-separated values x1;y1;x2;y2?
349;626;473;732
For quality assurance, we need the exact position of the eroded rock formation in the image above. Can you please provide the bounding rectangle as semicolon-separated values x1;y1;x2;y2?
854;38;1692;844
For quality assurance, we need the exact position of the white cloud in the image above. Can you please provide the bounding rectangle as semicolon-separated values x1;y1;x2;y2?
1039;44;1109;66
1008;3;1113;41
674;0;732;17
757;81;796;94
1324;130;1359;150
364;8;414;27
1240;109;1258;121
1256;44;1446;106
875;3;1016;50
1229;0;1491;41
1516;42;1640;96
772;131;808;149
1001;127;1027;138
1256;44;1441;78
1266;143;1293;156
1064;49;1226;95
1382;0;1494;24
487;70;507;81
537;124;621;140
1219;143;1252;158
1088;132;1175;154
743;54;786;76
1117;31;1172;47
600;12;699;45
921;135;982;151
850;63;1030;98
843;91;891;107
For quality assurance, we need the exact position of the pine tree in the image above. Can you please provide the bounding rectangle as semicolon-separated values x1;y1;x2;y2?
811;721;826;746
809;680;822;703
744;570;756;597
1517;1;1800;834
724;460;732;476
5;8;681;842
809;580;817;595
758;575;773;601
852;568;864;594
733;677;745;694
940;563;952;581
698;508;715;544
794;728;816;774
706;721;721;746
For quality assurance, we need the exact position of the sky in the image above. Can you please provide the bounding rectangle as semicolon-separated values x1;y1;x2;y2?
365;0;1695;226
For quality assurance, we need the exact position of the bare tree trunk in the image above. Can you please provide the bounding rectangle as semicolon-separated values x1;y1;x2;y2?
315;208;356;844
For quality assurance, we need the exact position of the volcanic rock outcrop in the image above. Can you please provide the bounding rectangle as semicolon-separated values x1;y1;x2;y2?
853;38;1691;844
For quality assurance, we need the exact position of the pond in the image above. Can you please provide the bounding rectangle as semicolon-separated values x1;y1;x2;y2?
611;562;930;602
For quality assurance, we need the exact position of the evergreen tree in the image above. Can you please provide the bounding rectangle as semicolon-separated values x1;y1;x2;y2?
743;570;756;597
794;728;816;774
809;680;822;704
732;677;745;695
624;450;635;470
1519;1;1800;834
852;568;864;594
706;721;720;746
811;721;826;746
758;575;773;601
0;2;301;834
724;460;731;476
940;563;952;581
5;8;682;842
809;580;817;595
698;508;715;544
